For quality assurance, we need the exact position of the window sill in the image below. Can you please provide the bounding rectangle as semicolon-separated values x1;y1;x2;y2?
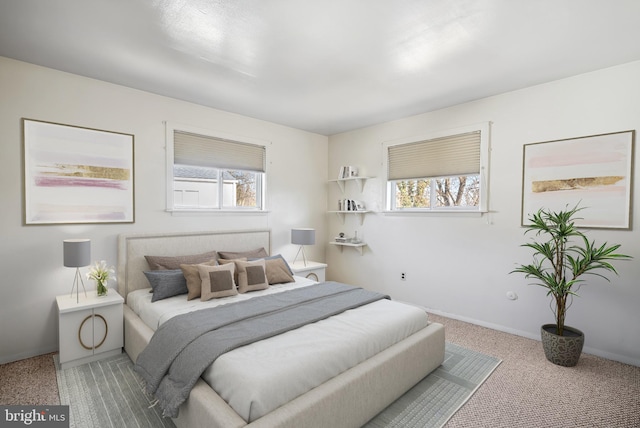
167;209;270;216
382;210;486;218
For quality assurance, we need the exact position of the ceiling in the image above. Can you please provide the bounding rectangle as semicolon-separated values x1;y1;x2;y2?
2;1;640;136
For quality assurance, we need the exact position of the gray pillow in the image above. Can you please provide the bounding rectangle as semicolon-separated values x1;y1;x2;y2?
144;270;188;302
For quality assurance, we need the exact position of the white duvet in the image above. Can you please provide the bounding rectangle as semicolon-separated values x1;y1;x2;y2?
128;277;429;422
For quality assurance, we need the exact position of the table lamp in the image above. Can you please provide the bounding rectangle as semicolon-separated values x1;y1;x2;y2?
292;228;315;266
64;239;91;303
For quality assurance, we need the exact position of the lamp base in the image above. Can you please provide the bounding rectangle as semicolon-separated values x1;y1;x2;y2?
70;268;87;303
293;246;308;267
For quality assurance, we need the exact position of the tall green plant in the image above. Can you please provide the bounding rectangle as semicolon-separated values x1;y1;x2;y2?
511;205;630;336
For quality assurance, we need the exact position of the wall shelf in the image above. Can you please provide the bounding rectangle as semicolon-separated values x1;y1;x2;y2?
328;210;371;225
329;176;372;193
329;241;366;255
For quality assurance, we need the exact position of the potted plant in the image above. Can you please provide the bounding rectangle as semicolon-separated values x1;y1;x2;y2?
511;205;630;366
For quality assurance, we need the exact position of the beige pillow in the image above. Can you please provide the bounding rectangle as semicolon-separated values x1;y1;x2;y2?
145;250;217;270
263;258;295;284
218;258;246;284
180;260;218;300
198;263;238;301
218;247;268;260
235;259;269;293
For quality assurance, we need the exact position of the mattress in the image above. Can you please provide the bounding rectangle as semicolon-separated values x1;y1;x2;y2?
128;278;430;422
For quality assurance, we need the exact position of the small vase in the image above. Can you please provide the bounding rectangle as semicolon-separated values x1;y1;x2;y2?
96;282;108;297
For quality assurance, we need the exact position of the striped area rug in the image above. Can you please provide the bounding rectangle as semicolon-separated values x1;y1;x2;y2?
365;342;501;427
56;342;500;428
55;354;174;428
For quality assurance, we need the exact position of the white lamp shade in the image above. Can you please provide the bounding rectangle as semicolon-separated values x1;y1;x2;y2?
291;228;315;245
63;239;91;268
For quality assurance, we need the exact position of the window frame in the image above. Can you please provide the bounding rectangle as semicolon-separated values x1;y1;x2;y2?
165;122;268;213
382;122;490;213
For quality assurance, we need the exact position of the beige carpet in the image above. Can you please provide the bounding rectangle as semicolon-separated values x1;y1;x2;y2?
2;314;639;427
429;314;640;428
0;352;59;405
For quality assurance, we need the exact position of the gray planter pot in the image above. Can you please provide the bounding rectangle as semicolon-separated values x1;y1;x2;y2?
540;324;584;367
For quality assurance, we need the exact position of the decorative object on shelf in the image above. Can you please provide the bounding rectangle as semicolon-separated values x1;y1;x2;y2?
63;239;91;303
23;118;135;225
511;204;631;366
87;260;115;297
338;165;359;179
291;228;315;266
521;130;634;229
335;232;347;243
339;199;366;211
331;231;366;255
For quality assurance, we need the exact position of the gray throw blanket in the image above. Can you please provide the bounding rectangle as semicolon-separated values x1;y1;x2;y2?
135;281;389;418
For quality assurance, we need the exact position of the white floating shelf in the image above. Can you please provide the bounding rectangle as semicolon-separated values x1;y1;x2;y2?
328;210;371;225
329;241;366;255
329;176;372;193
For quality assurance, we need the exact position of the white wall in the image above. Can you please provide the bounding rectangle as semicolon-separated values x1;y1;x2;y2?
327;61;640;366
3;55;638;367
0;57;328;363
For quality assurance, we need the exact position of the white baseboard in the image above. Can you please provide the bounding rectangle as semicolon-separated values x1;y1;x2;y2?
0;345;58;365
425;308;640;367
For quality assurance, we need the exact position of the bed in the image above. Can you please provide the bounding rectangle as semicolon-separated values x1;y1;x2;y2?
117;229;445;428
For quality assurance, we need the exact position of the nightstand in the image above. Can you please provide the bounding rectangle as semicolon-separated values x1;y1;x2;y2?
56;291;124;369
290;261;327;282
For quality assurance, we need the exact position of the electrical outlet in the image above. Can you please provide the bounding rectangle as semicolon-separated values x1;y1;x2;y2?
401;272;406;281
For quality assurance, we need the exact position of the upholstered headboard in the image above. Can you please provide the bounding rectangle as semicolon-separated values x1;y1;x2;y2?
117;229;271;301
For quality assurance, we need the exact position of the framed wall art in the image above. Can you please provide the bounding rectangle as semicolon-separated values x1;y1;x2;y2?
521;130;634;229
23;119;135;224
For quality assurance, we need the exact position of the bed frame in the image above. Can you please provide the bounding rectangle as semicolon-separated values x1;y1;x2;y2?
117;229;445;428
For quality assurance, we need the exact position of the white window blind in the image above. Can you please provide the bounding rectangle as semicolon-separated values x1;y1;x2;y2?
387;131;481;180
174;130;266;172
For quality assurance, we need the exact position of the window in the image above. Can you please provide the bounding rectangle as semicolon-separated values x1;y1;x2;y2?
384;123;489;212
166;124;266;211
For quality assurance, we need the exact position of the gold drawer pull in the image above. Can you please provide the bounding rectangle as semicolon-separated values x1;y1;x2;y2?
78;314;108;350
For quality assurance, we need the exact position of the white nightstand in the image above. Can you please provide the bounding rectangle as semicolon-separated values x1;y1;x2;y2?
289;261;327;282
56;291;124;369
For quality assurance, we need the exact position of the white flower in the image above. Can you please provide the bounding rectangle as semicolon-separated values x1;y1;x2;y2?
86;260;115;284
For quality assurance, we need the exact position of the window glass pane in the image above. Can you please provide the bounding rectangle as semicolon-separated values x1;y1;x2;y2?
173;164;219;208
222;170;258;208
394;180;430;209
435;175;479;207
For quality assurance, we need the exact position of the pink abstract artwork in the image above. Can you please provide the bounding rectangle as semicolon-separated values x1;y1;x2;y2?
521;131;634;229
23;119;134;224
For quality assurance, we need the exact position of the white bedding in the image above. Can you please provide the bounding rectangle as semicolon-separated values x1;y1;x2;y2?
128;278;430;422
